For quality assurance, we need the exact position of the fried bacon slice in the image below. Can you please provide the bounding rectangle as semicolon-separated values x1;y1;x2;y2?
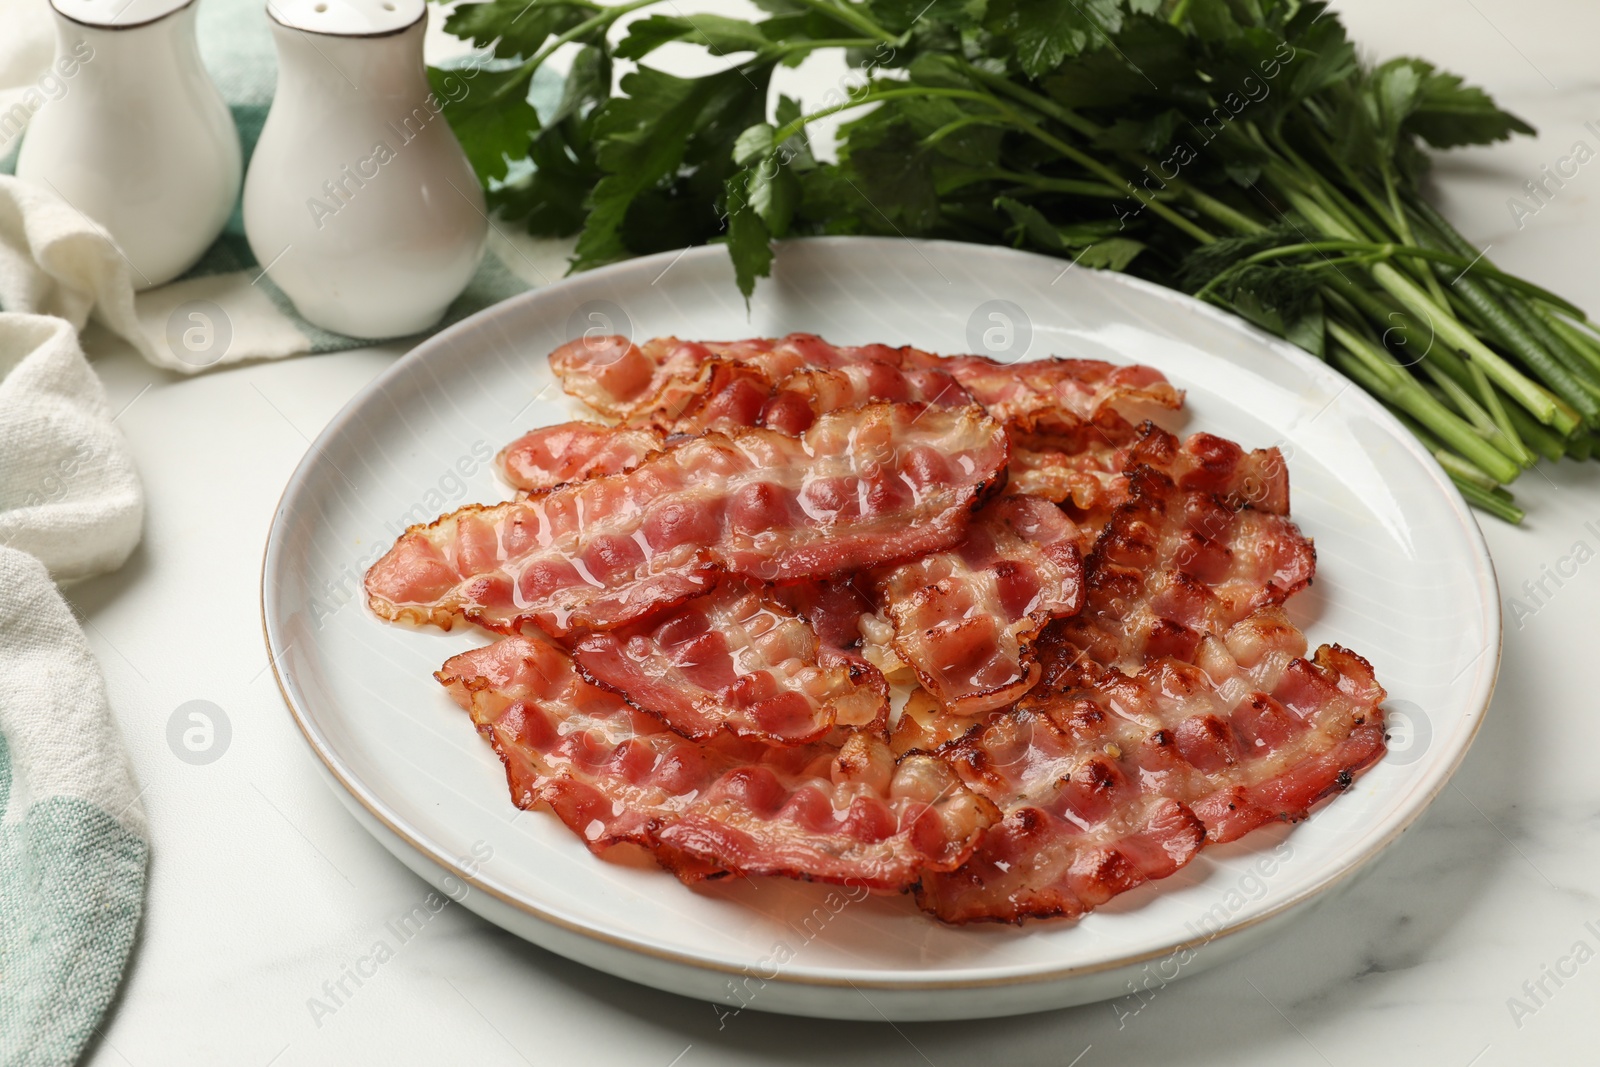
905;351;1183;426
1184;629;1387;843
889;688;987;756
364;403;1009;637
499;363;966;493
436;632;721;880
915;607;1385;923
629;352;970;438
910;428;1335;923
570;577;888;745
871;496;1085;716
1005;418;1290;539
497;421;665;492
437;635;996;890
549;335;924;427
546;335;717;426
754;364;970;436
1052;430;1313;674
1126;424;1293;516
1005;410;1143;526
1043;609;1388;846
914;706;1206;924
550;333;1181;433
651;359;772;435
770;577;877;652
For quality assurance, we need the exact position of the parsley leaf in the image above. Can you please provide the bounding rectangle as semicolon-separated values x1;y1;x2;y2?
575;62;774;269
444;0;598;60
429;66;541;184
616;14;776;60
987;0;1126;79
1405;60;1537;147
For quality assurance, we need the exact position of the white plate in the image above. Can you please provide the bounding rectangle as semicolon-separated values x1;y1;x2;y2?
262;237;1499;1021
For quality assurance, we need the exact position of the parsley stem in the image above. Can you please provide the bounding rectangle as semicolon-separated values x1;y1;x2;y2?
1462;354;1534;465
1443;267;1599;425
773;87;1001;144
1543;314;1600;377
770;81;1218;242
1450;478;1525;523
937;169;1130;199
772;38;881;57
956;58;1260;237
1286;189;1574;432
1329;280;1535;464
953;61;1098;138
1294;135;1455;305
1225;240;1577;307
1502;395;1570;462
1179;188;1264;236
786;0;897;44
1383;169;1452;307
1396;413;1506;491
491;0;666;106
1329;321;1523;483
991;114;1217;243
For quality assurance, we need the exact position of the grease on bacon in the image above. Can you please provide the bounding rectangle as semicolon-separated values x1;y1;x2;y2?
914;608;1385;923
1052;427;1314;673
871;495;1085;716
437;634;996;889
549;333;1183;434
364;403;1009;637
369;331;1390;925
570;577;889;746
498;421;665;492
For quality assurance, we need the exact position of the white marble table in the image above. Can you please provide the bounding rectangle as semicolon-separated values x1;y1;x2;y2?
75;1;1600;1063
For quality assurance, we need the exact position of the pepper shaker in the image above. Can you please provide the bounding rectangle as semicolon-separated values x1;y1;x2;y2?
16;0;242;290
242;0;488;339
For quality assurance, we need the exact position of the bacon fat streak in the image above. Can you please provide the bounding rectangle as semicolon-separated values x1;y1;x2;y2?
365;403;1009;637
437;635;996;890
570;577;890;746
915;609;1385;922
872;495;1084;717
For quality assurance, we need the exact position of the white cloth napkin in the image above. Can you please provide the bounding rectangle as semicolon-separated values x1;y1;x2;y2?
0;312;142;573
0;174;229;372
0;311;148;1067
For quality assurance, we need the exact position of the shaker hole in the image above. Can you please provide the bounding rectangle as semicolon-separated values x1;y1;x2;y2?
314;2;327;10
382;1;395;8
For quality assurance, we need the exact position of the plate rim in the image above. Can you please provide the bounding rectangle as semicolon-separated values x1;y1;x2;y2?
261;235;1502;991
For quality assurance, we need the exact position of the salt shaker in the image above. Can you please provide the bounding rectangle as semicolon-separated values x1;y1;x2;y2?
243;0;488;339
15;0;242;290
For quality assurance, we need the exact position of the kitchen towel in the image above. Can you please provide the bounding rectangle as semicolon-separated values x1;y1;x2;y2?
0;313;148;1067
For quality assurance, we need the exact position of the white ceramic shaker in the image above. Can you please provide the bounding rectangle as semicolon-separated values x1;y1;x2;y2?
243;0;488;339
16;0;242;290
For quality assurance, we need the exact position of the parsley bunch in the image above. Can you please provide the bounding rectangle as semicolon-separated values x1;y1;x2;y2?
434;0;1597;522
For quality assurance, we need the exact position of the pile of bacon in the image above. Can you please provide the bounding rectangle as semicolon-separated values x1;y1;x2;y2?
364;333;1388;924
